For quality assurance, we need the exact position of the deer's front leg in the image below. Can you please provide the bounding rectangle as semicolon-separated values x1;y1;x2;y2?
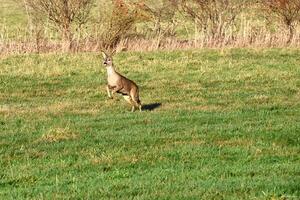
106;85;113;99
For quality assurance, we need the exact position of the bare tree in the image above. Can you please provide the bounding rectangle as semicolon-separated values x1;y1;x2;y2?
261;0;300;44
136;0;178;36
97;0;147;51
25;0;94;52
179;0;246;40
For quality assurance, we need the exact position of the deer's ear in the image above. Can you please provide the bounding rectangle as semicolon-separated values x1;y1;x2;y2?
101;51;107;59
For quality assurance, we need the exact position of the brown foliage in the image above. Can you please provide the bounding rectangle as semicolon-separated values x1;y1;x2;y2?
98;0;145;52
261;0;300;44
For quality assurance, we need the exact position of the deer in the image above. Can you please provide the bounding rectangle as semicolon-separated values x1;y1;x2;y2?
102;51;142;112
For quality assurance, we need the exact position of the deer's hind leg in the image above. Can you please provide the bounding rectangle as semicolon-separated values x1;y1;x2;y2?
123;95;136;112
130;90;142;112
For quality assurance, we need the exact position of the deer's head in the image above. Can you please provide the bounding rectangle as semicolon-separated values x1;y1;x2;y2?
101;49;116;67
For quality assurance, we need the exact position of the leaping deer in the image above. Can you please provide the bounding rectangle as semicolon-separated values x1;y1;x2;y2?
102;51;142;112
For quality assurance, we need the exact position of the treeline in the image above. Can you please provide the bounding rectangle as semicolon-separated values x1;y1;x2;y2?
2;0;300;54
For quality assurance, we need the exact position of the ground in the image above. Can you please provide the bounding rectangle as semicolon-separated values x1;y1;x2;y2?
0;49;299;199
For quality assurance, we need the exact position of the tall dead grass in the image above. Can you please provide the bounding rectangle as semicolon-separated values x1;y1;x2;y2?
1;1;300;55
1;22;299;55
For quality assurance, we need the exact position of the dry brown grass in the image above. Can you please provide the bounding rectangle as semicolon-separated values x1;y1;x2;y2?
215;139;254;148
1;28;300;55
38;127;78;143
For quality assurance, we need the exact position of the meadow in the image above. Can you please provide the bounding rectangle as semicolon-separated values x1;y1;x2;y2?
0;49;299;199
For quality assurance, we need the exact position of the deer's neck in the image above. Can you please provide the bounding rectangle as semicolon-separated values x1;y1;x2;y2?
106;66;116;76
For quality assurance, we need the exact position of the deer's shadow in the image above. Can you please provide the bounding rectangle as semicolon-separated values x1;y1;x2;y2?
142;103;162;111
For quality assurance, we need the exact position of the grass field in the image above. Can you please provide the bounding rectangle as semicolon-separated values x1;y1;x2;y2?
0;49;300;199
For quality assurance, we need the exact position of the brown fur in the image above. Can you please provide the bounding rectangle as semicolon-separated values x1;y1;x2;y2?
102;52;142;112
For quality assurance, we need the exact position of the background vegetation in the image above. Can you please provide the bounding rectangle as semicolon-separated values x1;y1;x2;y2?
1;0;300;54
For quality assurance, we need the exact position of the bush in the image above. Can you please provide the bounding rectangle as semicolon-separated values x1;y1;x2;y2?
261;0;300;44
25;0;94;52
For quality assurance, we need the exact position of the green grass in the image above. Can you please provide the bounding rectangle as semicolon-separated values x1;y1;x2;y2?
0;0;27;39
0;49;300;199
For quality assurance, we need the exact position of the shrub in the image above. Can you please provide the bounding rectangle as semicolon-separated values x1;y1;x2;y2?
261;0;300;44
25;0;94;51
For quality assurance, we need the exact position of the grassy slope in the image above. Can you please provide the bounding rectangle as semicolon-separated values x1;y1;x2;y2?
0;49;300;199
